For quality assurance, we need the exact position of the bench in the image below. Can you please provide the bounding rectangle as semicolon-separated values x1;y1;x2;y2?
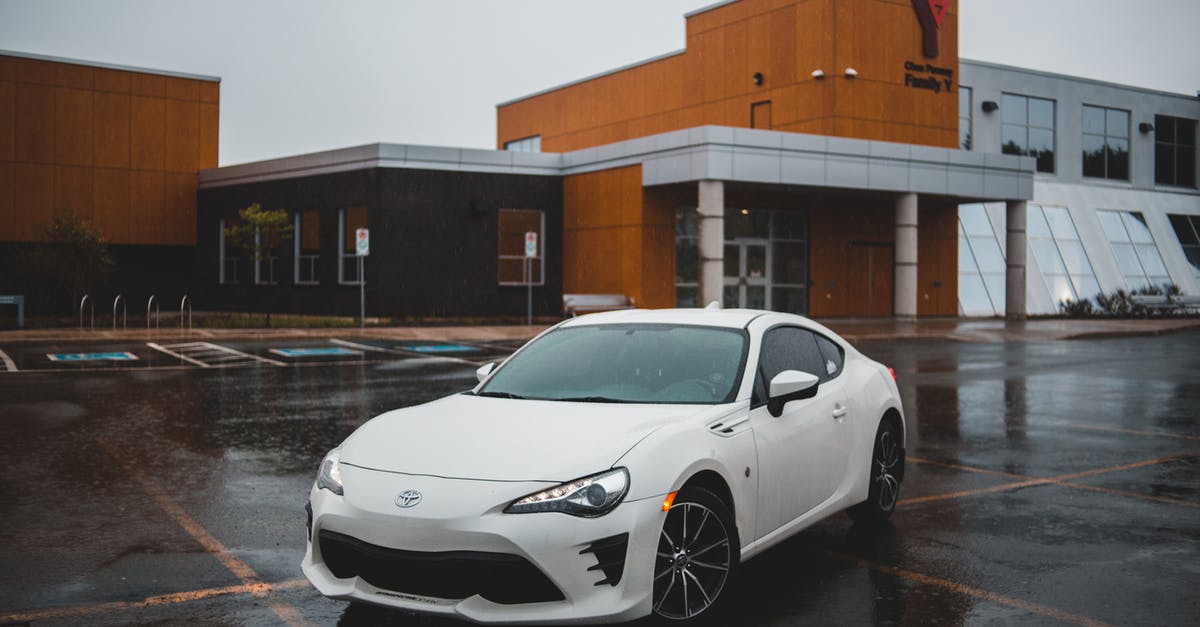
1171;294;1200;313
562;294;636;317
1130;294;1172;310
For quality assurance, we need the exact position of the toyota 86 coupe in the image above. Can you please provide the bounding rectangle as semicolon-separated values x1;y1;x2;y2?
303;307;905;624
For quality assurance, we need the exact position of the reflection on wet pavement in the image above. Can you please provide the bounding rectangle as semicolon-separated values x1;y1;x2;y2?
0;333;1196;625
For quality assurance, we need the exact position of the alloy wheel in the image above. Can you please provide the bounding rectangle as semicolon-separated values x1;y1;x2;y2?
652;500;731;620
874;428;901;511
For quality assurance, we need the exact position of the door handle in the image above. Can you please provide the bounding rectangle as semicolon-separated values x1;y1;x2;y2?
832;404;848;419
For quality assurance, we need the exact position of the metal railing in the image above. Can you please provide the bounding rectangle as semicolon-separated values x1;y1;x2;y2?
79;294;94;331
146;295;160;330
180;295;192;335
112;294;127;332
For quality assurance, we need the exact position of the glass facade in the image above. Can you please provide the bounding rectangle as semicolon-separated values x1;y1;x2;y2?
504;136;541;152
957;204;1005;316
959;86;972;150
1097;210;1172;290
1001;93;1055;173
675;208;807;313
1168;214;1200;279
1028;204;1100;304
1082;105;1130;180
1155;115;1197;188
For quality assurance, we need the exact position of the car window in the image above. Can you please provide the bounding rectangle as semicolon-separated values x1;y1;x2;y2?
813;333;844;380
478;324;749;404
753;326;826;405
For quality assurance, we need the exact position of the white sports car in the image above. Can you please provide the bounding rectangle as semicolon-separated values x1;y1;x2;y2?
303;308;905;624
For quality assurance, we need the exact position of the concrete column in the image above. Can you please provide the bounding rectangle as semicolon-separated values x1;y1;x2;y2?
894;193;918;319
1005;200;1028;320
698;180;725;307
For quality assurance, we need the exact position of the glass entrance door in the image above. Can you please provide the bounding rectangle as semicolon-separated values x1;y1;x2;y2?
724;240;769;309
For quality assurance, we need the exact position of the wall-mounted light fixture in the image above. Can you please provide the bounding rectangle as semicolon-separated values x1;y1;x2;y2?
1138;122;1155;134
811;69;825;80
981;100;999;113
843;68;858;78
753;72;764;86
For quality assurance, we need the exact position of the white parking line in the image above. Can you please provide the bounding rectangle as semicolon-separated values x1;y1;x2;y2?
147;342;210;367
329;338;392;353
0;348;16;372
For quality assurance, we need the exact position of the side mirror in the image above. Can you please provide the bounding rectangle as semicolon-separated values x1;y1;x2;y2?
475;362;496;383
767;370;820;417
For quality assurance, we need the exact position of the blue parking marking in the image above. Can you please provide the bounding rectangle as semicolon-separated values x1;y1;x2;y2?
47;352;139;362
399;344;478;353
269;347;362;358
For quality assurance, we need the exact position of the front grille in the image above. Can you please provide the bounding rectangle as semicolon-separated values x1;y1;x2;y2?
318;529;564;605
580;533;629;586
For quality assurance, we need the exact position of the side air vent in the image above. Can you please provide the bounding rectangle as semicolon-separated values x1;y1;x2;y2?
580;533;629;587
707;414;750;437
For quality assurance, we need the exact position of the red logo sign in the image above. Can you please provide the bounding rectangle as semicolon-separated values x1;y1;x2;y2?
912;0;945;58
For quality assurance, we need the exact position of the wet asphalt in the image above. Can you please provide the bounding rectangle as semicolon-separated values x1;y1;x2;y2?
0;332;1197;626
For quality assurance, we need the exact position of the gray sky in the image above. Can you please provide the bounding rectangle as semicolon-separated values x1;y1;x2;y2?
3;0;1198;167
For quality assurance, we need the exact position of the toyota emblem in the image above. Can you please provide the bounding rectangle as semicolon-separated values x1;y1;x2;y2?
394;490;423;508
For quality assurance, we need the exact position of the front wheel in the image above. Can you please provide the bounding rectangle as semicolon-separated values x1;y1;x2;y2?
848;419;903;524
652;487;739;622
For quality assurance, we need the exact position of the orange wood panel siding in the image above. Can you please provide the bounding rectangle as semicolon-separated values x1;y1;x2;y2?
0;53;219;246
562;165;675;309
807;199;895;318
498;0;958;152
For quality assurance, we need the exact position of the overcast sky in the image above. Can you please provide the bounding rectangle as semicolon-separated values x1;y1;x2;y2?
3;0;1198;166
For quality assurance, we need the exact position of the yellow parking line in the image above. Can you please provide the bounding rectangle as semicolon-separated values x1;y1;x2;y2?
96;437;310;626
902;453;1198;508
817;549;1115;627
0;579;308;623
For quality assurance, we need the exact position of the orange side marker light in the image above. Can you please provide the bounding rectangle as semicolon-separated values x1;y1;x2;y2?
662;491;679;512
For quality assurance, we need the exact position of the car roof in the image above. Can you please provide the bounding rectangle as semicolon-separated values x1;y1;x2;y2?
559;307;774;330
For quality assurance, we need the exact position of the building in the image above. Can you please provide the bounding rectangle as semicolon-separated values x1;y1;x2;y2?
7;0;1200;321
0;50;219;309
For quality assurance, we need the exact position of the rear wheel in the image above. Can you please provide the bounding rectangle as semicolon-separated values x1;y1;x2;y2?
652;487;738;622
848;419;902;523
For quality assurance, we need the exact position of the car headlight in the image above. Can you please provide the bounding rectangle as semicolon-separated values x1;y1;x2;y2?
317;448;344;495
505;468;629;517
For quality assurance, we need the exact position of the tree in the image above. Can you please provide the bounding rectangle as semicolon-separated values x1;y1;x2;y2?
223;202;294;261
4;211;116;315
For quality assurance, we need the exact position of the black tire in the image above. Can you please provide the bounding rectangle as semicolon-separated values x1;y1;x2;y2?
848;419;903;524
651;487;739;622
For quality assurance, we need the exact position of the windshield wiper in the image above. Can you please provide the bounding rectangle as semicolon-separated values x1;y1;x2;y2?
556;396;633;403
474;391;528;399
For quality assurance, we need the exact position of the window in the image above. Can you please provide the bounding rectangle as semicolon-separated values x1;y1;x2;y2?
504;136;541;152
294;210;320;285
498;209;543;285
1155;115;1196;187
1001;93;1055;172
957;204;1005;316
753;326;838;405
675;208;700;307
219;219;239;285
338;207;366;285
1168;214;1200;278
1028;204;1100;304
1083;105;1130;180
253;226;280;285
959;86;972;150
1098;210;1172;290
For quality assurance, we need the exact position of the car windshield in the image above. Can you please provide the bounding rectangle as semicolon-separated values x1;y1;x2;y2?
477;324;748;404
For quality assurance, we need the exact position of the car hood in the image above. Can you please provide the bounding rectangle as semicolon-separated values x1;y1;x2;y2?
338;393;702;482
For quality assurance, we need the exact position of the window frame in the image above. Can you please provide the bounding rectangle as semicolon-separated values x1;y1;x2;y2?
497;208;545;286
959;85;972;150
219;219;239;285
504;136;541;153
1000;92;1056;173
294;210;320;285
338;207;366;286
1154;115;1197;188
1082;104;1131;181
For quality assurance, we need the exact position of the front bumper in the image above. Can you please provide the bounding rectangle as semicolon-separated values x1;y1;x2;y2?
302;465;666;624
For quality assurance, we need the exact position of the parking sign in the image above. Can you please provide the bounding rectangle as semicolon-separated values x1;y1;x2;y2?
356;228;369;256
525;232;537;257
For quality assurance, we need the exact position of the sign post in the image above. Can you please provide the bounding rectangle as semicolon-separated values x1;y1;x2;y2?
524;231;537;326
356;228;369;329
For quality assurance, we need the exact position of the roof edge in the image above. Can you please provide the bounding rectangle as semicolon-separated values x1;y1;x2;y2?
684;0;742;18
495;48;685;108
0;48;221;83
960;58;1198;101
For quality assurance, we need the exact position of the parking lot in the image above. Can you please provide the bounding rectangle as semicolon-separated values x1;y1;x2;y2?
0;328;1197;626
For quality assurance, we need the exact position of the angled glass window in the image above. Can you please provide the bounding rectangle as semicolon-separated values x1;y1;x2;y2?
1082;105;1130;180
1155;115;1197;188
1097;210;1172;290
504;136;541;152
1027;205;1100;305
1001;93;1055;173
1167;214;1200;278
957;204;1004;317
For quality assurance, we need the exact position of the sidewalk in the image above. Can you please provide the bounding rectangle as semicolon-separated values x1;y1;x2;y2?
1;317;1197;345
